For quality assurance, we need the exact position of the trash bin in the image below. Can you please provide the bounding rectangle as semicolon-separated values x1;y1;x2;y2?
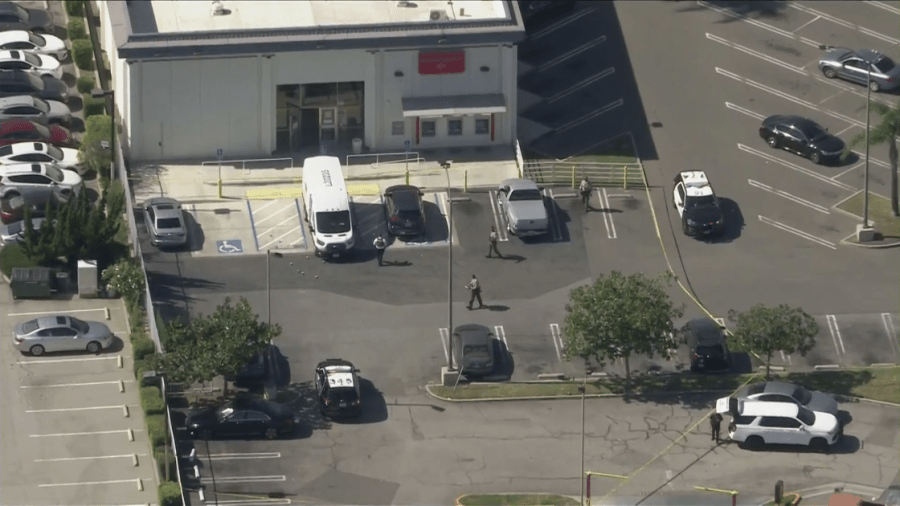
54;271;69;293
9;267;53;299
352;138;363;154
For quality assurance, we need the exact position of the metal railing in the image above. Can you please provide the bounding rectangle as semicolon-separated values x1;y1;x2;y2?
200;157;294;171
524;161;645;189
346;151;420;170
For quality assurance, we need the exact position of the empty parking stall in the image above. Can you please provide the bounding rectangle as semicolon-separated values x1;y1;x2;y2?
247;198;307;252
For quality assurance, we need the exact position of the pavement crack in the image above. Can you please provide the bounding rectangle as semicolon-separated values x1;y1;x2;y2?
408;406;424;441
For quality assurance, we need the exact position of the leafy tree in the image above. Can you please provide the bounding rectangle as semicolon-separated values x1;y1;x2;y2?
79;115;113;182
150;297;280;391
843;100;900;216
20;200;60;265
563;271;684;395
728;304;818;379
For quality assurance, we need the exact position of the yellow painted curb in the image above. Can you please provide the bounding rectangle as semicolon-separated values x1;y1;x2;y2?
347;183;380;196
246;187;305;200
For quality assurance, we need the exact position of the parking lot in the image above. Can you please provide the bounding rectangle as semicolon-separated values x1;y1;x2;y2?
0;291;157;506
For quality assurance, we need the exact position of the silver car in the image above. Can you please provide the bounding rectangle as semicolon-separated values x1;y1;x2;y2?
0;162;83;201
0;95;71;125
13;315;114;356
733;381;839;417
497;178;549;237
143;197;187;247
0;216;44;245
818;48;900;92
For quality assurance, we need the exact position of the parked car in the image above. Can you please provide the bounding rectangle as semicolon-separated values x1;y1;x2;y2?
0;70;68;102
0;50;62;79
315;359;362;418
0;194;54;224
672;171;724;237
383;184;426;237
452;324;496;378
733;381;839;417
819;47;900;92
13;315;114;356
0;30;66;60
0;216;44;245
759;115;846;165
142;197;188;248
0;119;73;147
716;397;842;452
0;142;83;174
682;317;730;372
0;162;83;201
497;178;549;237
186;396;299;440
0;2;55;33
0;95;71;125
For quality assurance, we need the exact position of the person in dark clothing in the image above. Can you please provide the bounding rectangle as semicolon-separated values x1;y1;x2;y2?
466;274;483;310
487;226;502;258
373;234;387;266
710;413;723;443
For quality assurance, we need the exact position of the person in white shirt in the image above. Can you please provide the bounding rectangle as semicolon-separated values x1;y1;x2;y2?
466;274;483;310
373;234;386;266
579;177;592;213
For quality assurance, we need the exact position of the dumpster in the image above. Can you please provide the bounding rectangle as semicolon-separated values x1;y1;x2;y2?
9;267;54;299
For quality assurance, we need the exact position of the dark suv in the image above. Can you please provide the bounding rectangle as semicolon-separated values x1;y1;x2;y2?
314;359;362;418
683;317;730;373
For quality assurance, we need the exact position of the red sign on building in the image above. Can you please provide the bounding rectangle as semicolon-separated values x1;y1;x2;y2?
418;50;465;75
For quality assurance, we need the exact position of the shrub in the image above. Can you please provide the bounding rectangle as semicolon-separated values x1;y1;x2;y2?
133;359;150;380
102;258;145;305
72;40;94;71
133;336;155;361
155;446;177;482
67;18;87;40
76;75;95;94
0;243;37;279
158;482;182;506
146;414;166;447
140;386;165;415
82;94;105;118
65;0;84;17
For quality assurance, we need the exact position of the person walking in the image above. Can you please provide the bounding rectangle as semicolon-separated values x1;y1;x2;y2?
710;412;723;443
373;234;387;266
579;177;592;213
487;226;502;258
466;274;484;310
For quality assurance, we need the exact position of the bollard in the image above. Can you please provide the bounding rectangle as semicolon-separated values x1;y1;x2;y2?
104;307;110;320
464;170;468;192
127;428;134;441
117;355;123;369
218;178;223;199
132;454;138;467
123;405;129;418
119;380;125;393
571;166;576;189
405;168;409;186
136;478;143;491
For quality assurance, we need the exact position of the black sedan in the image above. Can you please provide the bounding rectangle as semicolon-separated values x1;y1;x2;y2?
185;396;298;440
383;185;426;237
759;115;846;165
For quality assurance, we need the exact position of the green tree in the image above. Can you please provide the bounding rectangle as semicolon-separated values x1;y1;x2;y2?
728;304;818;379
20;201;60;265
563;271;684;396
843;100;900;216
78;115;113;182
150;298;280;391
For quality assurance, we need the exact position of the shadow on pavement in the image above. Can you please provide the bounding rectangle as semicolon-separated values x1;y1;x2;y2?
675;0;790;24
705;197;744;244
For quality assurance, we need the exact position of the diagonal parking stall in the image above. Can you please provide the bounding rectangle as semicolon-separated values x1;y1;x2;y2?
247;198;307;253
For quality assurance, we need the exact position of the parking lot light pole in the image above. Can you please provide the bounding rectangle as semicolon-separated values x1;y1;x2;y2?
442;161;454;370
579;377;586;506
267;251;283;327
90;89;115;181
864;62;873;228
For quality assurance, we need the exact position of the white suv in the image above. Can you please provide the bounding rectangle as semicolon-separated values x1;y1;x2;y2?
716;397;842;452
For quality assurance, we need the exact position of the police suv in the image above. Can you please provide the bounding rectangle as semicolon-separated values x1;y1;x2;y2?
672;171;724;237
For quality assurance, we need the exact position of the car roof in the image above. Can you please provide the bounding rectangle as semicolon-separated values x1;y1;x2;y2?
147;198;182;217
454;324;492;345
34;315;68;328
0;3;20;14
678;171;714;198
0;31;30;42
1;163;45;175
500;178;540;190
856;49;883;63
386;186;421;209
232;396;290;416
686;317;724;344
737;400;800;418
0;95;37;107
8;142;48;154
760;381;797;396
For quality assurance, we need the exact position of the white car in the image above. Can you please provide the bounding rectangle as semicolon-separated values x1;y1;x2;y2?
0;49;62;79
0;142;84;174
716;397;842;452
0;162;83;201
0;30;67;60
0;95;71;125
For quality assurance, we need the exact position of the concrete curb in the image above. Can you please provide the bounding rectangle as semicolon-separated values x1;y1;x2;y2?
839;237;900;249
455;493;581;506
424;384;735;403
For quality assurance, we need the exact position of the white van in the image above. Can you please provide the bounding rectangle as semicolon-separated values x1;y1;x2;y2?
302;156;355;258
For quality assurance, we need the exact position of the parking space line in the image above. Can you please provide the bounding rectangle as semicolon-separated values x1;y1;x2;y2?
194;452;281;460
26;405;126;414
550;324;563;362
292;199;306;246
826;315;847;357
706;33;805;75
600;189;617;239
791;15;820;33
748;179;831;214
831;161;865;180
494;325;508;350
547;67;615;104
211;501;291;506
530;8;595;40
697;1;821;47
725;102;766;121
788;3;900;45
865;0;900;15
31;429;138;438
200;475;286;484
7;308;107;317
258;225;302;250
881;313;900;359
818;90;844;105
834;125;857;136
21;380;131;389
537;36;606;72
35;454;144;462
545;189;562;242
738;144;857;192
39;479;150;488
434;192;451;245
250;199;279;215
254;204;297;227
758;216;837;249
488;192;510;242
439;328;450;364
18;355;121;365
556;99;624;133
247;200;260;251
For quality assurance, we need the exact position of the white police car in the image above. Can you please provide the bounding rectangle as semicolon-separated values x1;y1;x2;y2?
673;171;724;237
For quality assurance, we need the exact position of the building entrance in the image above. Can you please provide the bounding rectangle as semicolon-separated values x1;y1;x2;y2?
276;82;364;154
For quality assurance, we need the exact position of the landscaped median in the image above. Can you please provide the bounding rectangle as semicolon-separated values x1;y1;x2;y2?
834;191;900;246
456;493;580;506
427;367;900;405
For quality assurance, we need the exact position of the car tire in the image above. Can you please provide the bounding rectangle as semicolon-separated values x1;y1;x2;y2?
823;67;837;79
2;191;21;200
86;341;102;353
30;344;45;356
264;428;278;440
197;429;212;440
869;80;880;92
744;435;764;450
809;437;829;453
767;136;779;149
682;220;689;235
810;151;822;165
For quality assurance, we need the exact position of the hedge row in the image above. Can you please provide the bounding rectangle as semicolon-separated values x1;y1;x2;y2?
140;386;165;415
158;482;181;506
67;18;86;40
73;40;93;71
64;0;84;17
76;75;95;94
146;414;166;448
155;446;177;483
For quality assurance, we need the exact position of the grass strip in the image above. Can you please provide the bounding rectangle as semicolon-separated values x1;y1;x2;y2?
836;191;900;239
457;494;581;506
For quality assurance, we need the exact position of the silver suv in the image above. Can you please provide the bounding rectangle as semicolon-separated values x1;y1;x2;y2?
0;162;82;201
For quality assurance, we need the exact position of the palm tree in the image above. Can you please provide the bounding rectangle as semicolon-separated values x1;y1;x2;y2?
843;100;900;216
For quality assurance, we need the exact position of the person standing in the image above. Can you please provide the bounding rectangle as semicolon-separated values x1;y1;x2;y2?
487;226;502;258
579;177;592;213
710;412;723;443
466;274;484;310
373;234;387;266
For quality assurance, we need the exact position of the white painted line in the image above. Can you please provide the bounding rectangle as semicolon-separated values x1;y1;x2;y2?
538;36;606;72
200;475;286;484
791;15;820;33
40;479;152;488
547;67;615;104
834;125;857;136
716;68;865;129
826;315;847;356
250;199;279;215
258;214;301;239
212;501;291;506
488;191;510;242
436;192;452;245
545;189;562;242
20;380;130;389
7;308;106;317
881;313;900;359
865;0;900;15
494;325;508;350
737;144;857;192
788;3;900;44
550;323;563;362
706;33;806;75
35;454;143;462
748;179;831;214
851;150;891;169
726;102;766;121
697;1;820;47
714;318;726;327
17;355;122;365
258;225;303;250
758;216;837;249
253;203;297;226
439;328;450;364
831;162;865;180
194;452;281;460
557;99;624;133
530;8;595;40
26;405;127;414
601;188;617;239
818;90;844;105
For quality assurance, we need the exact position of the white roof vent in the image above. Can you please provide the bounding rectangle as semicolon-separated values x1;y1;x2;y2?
211;1;230;16
429;9;449;21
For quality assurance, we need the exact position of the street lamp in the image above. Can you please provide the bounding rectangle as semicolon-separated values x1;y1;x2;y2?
579;377;586;506
267;250;283;326
91;88;115;181
441;161;455;370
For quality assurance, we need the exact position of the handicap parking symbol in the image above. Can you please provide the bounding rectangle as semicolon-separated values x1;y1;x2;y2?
216;239;243;254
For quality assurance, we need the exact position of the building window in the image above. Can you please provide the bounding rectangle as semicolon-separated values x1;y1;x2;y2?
421;120;436;137
392;121;405;135
448;119;462;136
475;117;490;135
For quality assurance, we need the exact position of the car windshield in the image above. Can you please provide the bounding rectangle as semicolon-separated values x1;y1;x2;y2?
28;33;45;46
15;5;28;20
216;406;235;421
69;318;89;334
315;210;351;234
45;144;62;159
156;217;181;230
24;72;43;88
697;344;723;357
746;383;766;396
32;97;49;113
797;407;815;426
397;210;420;220
686;196;717;209
874;56;896;73
464;344;490;359
791;387;812;405
508;189;543;201
21;319;39;334
44;164;63;182
22;52;40;66
33;122;50;138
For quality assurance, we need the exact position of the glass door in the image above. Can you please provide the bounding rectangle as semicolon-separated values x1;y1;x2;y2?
319;108;337;143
